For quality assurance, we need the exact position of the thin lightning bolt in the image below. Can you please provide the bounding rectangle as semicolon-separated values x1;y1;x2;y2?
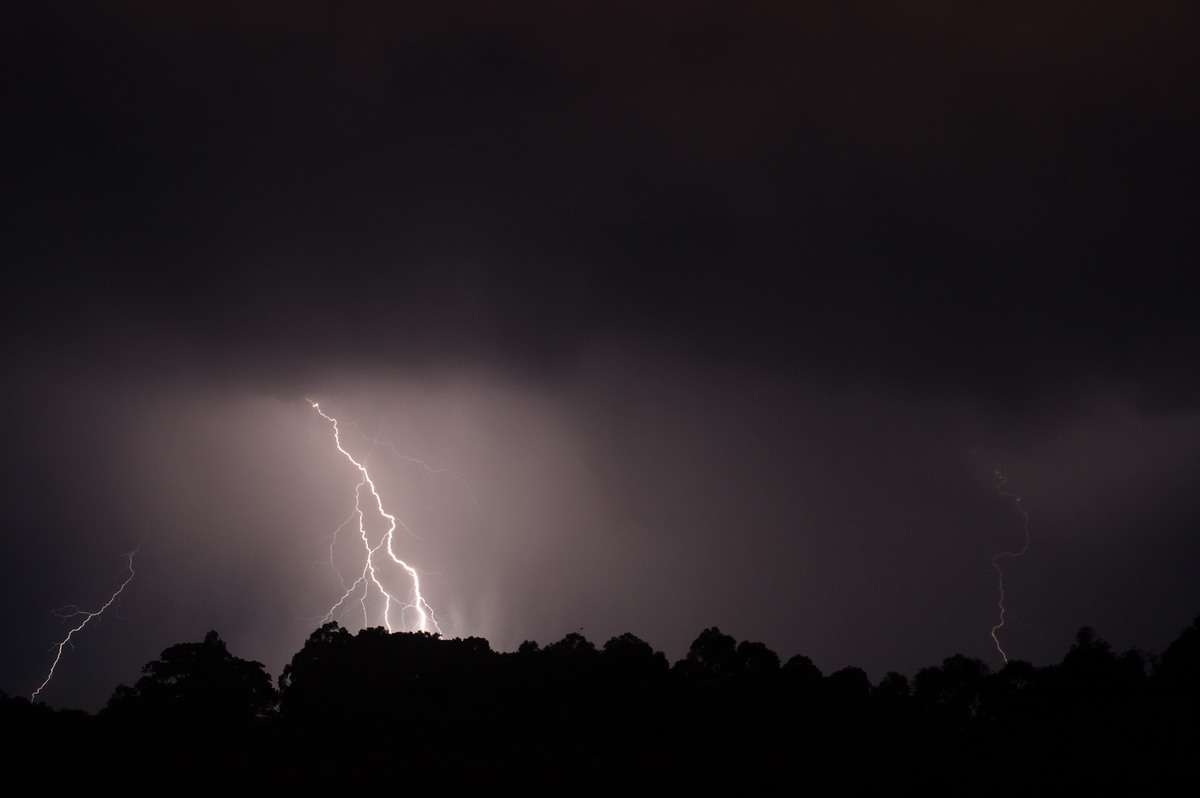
354;428;481;518
32;548;138;701
989;465;1031;663
309;400;442;635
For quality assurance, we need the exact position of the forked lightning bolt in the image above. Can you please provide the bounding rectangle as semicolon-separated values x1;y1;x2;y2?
989;465;1031;663
309;400;442;634
32;549;138;700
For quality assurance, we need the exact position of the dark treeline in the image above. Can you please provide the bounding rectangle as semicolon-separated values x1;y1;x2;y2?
5;618;1198;794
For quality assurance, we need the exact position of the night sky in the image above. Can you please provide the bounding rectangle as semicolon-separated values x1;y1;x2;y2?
4;2;1199;711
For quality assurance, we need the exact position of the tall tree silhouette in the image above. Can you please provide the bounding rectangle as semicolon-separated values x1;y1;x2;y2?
104;630;276;732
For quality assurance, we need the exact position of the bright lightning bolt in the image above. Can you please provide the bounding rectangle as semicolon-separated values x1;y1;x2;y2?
989;465;1031;663
32;548;138;701
309;400;442;635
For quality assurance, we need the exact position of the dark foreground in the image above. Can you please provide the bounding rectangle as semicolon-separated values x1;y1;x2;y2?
5;619;1198;794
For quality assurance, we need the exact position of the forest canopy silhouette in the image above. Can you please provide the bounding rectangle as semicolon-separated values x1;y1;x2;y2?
4;617;1198;793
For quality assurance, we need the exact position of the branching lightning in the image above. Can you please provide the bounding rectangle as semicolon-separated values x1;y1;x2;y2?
355;429;481;518
309;400;442;635
989;465;1031;663
32;548;138;700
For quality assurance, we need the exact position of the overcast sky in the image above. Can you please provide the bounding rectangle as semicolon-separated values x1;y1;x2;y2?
4;1;1199;711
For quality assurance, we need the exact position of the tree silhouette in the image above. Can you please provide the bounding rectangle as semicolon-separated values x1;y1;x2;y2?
914;654;990;729
736;639;781;686
7;615;1200;792
678;626;741;686
601;632;669;691
104;630;276;732
782;653;823;692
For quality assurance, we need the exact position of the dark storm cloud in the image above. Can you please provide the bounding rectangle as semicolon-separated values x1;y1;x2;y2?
4;3;1199;709
6;1;1197;403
